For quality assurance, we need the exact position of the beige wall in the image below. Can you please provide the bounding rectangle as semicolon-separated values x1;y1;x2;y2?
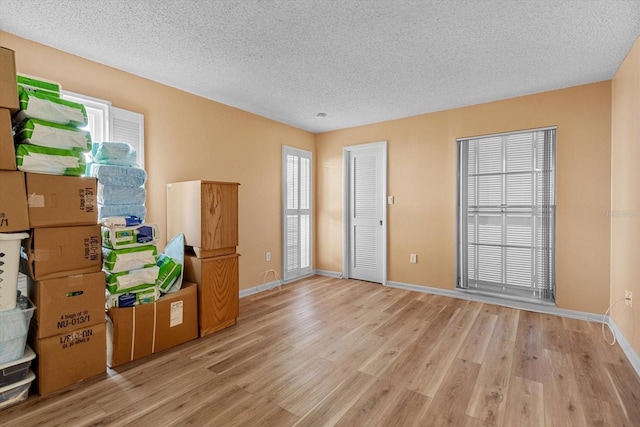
1;31;316;291
611;37;640;354
317;82;612;314
1;31;616;316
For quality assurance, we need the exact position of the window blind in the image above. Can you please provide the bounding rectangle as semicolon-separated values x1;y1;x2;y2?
457;128;556;302
283;146;312;281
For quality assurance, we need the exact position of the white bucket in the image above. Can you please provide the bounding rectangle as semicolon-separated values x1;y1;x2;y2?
0;233;29;312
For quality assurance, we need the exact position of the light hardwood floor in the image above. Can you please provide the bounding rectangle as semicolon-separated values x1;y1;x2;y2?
1;276;639;426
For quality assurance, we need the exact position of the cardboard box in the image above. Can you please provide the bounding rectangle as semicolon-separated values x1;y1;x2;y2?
0;47;19;114
26;174;97;227
28;271;106;339
107;282;198;368
32;322;106;395
0;170;29;232
21;225;102;280
0;109;15;170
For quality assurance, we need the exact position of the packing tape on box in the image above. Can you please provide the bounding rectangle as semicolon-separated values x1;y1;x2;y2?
152;302;157;355
27;194;45;208
130;306;135;361
129;302;158;362
32;249;51;261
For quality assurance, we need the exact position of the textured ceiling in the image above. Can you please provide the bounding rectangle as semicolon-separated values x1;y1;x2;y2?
1;0;639;133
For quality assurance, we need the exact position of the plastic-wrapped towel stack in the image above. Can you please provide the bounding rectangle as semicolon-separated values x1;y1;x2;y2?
102;216;161;308
13;76;90;176
101;219;183;308
89;142;147;222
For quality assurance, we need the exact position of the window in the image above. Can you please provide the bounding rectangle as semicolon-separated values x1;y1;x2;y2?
62;91;145;168
282;146;312;282
457;127;556;303
62;91;110;143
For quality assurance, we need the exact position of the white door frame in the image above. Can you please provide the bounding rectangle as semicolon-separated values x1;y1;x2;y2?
342;141;388;285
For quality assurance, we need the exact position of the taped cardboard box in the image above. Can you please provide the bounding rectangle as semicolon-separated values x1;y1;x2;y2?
28;271;106;339
0;47;19;114
26;174;97;227
20;225;102;280
107;282;198;368
31;322;105;396
0;171;29;232
0;109;15;170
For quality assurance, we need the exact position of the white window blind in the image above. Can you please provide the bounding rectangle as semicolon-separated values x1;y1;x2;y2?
283;146;312;281
62;91;145;169
111;107;144;168
457;128;556;303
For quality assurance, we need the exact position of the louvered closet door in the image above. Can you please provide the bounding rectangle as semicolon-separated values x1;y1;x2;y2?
283;146;312;281
349;146;384;283
458;128;556;302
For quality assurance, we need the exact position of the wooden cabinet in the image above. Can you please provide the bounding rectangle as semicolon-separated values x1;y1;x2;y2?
168;180;240;337
184;253;239;337
166;181;239;257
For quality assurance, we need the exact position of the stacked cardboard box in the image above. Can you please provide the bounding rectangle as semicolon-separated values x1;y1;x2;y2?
0;57;107;395
22;175;106;396
0;47;35;408
0;47;27;232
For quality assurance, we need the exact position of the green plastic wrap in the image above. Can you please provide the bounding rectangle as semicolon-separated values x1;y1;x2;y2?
16;144;86;176
16;88;87;127
14;118;91;150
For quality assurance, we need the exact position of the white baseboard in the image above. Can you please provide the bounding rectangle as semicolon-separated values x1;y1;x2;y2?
607;316;640;378
240;271;318;298
315;270;342;278
283;272;316;284
387;280;640;378
386;280;602;322
239;280;282;298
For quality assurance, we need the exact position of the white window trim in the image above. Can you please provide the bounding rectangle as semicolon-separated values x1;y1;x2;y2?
61;90;144;169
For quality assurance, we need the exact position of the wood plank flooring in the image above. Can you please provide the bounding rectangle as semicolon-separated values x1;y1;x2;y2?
1;276;639;426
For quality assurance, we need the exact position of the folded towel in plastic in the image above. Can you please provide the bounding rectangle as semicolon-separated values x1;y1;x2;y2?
101;216;142;228
102;223;158;249
105;284;159;309
92;142;137;166
105;265;160;294
98;204;147;222
98;183;146;206
14;118;91;151
103;245;158;274
16;144;86;176
90;164;147;187
16;88;87;127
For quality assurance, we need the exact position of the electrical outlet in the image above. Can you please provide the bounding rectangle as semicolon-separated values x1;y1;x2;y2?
625;290;633;307
266;252;271;262
410;254;417;264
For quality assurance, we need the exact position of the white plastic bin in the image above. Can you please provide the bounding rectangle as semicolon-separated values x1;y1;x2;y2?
0;302;36;365
0;345;35;387
0;232;29;312
0;370;35;410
